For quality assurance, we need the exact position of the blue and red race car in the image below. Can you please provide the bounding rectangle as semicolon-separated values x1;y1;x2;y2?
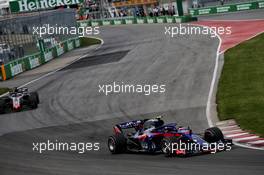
108;116;232;157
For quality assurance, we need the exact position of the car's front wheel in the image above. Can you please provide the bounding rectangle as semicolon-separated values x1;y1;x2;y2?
204;127;224;143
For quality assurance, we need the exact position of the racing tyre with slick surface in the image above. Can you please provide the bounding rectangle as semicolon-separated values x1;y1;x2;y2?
108;134;127;154
30;92;39;104
28;94;38;109
0;99;5;114
204;127;224;143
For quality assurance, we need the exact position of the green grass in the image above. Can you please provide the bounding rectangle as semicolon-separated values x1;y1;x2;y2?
80;37;101;47
217;33;264;137
0;87;10;95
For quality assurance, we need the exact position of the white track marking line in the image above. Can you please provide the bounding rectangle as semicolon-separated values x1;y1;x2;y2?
234;141;264;151
202;25;222;128
0;36;104;97
207;32;221;127
225;132;249;138
233;136;259;142
248;140;264;144
191;23;220;128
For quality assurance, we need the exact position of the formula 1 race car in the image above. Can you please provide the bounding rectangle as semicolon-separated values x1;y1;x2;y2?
0;87;39;114
108;116;232;157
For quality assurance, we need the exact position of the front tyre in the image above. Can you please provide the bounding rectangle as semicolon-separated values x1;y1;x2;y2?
108;134;127;154
204;127;224;143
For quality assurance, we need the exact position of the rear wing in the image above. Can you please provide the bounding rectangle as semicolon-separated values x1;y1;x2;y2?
113;116;163;134
113;119;146;134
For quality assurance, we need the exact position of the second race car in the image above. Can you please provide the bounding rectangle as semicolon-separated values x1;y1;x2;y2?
0;87;39;114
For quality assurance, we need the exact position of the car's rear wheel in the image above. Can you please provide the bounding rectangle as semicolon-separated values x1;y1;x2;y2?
204;127;224;143
108;134;127;154
28;93;38;109
30;92;39;104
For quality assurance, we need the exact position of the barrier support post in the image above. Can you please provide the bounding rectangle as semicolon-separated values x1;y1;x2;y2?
176;0;184;16
1;64;6;81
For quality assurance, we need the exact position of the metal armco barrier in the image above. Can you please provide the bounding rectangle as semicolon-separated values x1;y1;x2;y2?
77;15;197;27
0;37;80;81
189;0;264;16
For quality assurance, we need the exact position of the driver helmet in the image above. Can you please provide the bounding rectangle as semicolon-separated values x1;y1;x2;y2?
13;87;19;92
143;117;164;130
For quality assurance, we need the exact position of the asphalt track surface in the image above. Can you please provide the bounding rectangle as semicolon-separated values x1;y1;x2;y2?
0;10;264;175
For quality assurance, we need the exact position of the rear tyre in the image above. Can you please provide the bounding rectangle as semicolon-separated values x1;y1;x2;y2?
28;93;38;109
108;134;127;154
204;127;224;143
30;92;39;104
0;99;5;114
